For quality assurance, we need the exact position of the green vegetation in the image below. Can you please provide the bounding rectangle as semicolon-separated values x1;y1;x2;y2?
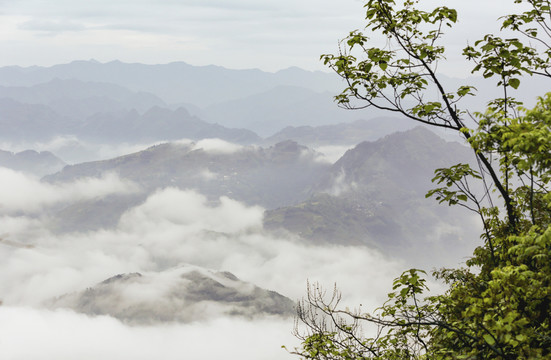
293;0;551;358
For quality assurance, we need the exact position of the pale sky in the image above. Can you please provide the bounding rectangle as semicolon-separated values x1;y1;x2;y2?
0;0;526;75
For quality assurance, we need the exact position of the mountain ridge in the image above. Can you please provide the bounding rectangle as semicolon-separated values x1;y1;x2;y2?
0;60;342;106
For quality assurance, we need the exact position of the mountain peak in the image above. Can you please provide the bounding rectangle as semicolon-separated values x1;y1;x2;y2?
325;126;472;193
48;267;295;325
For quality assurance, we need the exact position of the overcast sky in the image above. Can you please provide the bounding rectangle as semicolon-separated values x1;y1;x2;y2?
0;0;526;74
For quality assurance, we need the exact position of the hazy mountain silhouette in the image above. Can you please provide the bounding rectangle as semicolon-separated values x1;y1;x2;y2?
0;149;66;176
79;106;260;143
264;117;416;146
0;98;259;144
0;78;166;118
0;60;341;106
0;98;76;140
0;60;547;139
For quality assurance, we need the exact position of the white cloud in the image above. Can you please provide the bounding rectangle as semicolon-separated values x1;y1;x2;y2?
0;307;298;360
197;168;217;180
192;138;244;154
0;183;404;310
0;171;467;360
322;169;356;197
0;167;139;214
0;136;165;164
118;187;263;234
313;145;353;164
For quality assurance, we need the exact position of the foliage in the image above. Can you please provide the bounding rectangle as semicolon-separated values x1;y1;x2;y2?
293;0;551;359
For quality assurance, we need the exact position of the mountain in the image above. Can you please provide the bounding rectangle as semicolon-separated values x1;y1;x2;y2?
0;98;259;144
43;140;330;232
79;106;260;143
314;127;471;194
0;60;342;107
48;266;295;325
0;98;76;141
0;149;66;176
264;127;480;264
0;78;167;118
42;127;482;266
44;140;327;207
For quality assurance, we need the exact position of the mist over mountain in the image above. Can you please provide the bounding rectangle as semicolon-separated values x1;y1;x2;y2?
39;127;480;269
43;139;329;232
49;267;294;325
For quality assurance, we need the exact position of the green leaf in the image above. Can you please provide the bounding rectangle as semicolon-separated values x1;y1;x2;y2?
508;78;520;89
483;334;496;345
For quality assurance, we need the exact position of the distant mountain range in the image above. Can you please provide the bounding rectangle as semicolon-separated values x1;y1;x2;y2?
0;60;408;143
0;96;259;144
0;60;547;152
0;60;342;107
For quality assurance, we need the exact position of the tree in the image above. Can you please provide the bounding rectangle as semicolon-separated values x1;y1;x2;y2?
292;0;551;358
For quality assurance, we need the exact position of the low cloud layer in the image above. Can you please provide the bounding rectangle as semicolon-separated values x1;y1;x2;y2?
0;185;402;306
0;167;139;213
0;137;246;165
0;170;406;359
192;138;245;154
0;307;298;360
0;136;165;164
